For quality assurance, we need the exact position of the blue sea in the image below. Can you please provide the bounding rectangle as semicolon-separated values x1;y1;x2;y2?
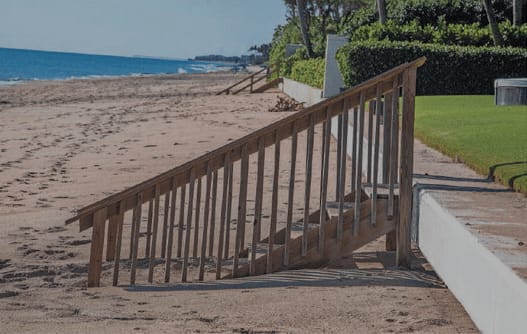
0;47;233;85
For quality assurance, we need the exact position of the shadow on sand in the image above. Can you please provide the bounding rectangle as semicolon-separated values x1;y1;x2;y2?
123;251;444;293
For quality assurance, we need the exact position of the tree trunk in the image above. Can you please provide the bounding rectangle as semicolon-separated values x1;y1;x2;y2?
482;0;504;46
296;0;315;58
376;0;387;24
513;0;525;25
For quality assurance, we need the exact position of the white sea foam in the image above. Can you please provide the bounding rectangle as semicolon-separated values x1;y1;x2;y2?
0;80;24;86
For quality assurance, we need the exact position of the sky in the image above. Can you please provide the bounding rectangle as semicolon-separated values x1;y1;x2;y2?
0;0;287;59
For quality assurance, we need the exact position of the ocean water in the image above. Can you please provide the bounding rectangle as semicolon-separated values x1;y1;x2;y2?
0;47;232;85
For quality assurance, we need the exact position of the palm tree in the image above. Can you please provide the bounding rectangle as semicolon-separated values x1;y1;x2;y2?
513;0;525;26
376;0;387;24
296;0;315;58
482;0;504;46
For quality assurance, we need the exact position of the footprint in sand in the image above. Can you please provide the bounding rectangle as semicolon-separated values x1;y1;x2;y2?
0;291;18;299
0;259;11;270
46;226;66;233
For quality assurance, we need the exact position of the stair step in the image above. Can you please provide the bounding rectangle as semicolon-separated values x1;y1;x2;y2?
363;183;399;198
325;201;355;219
248;242;284;257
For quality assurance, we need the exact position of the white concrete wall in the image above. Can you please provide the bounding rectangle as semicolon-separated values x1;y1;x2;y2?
322;35;348;98
279;78;323;107
418;192;527;334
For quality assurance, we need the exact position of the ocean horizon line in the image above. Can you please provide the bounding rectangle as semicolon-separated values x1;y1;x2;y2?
0;47;236;85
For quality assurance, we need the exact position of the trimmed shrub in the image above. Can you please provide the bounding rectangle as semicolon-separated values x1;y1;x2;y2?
288;58;326;89
337;41;527;95
351;20;527;48
386;0;512;26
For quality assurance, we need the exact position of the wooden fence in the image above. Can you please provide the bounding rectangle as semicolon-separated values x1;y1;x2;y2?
66;57;425;287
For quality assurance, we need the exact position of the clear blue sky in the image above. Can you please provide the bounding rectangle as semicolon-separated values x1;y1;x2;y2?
0;0;287;58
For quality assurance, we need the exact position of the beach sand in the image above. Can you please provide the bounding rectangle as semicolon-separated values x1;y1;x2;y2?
0;73;477;333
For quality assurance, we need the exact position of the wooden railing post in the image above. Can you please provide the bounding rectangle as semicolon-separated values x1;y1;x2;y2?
397;67;417;267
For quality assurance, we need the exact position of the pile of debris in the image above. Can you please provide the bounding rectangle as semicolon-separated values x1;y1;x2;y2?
268;96;304;112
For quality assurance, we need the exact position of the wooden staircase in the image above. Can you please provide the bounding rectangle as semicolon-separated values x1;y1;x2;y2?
65;57;425;287
216;62;282;95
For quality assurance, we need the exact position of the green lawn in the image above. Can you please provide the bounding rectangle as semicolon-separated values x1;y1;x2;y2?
414;95;527;195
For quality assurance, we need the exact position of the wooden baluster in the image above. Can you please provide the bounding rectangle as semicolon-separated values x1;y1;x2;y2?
193;178;202;258
199;163;213;281
388;77;400;218
367;100;374;183
147;185;161;282
87;209;107;287
143;184;160;283
233;144;249;277
106;206;119;262
255;140;265;243
337;101;349;239
223;161;234;259
128;208;135;260
354;93;366;236
319;108;331;251
303;115;315;256
208;170;218;257
371;86;382;226
351;106;358;193
382;94;392;184
250;139;265;275
182;169;195;282
160;192;170;258
267;133;280;273
112;201;125;286
383;92;397;251
336;113;343;199
176;183;186;258
398;67;417;267
284;123;297;267
216;153;231;279
164;178;177;283
144;199;153;258
130;192;143;285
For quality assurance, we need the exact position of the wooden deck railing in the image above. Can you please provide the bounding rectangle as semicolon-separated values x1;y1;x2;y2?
66;57;425;287
216;61;282;95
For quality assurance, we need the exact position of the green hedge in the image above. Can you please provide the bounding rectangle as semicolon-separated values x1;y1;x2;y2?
386;0;512;26
288;58;325;89
351;20;527;48
337;41;527;95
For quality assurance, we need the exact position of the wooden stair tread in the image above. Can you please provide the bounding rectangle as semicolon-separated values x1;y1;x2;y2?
363;183;400;198
325;201;355;219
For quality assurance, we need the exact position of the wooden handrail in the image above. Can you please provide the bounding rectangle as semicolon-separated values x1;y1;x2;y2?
66;57;425;287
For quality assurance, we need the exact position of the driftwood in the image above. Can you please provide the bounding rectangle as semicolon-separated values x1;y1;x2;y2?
268;96;304;113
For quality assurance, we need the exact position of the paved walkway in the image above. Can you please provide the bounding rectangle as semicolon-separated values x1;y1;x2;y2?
413;138;527;282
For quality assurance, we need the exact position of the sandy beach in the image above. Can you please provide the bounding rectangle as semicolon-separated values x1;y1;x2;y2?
0;73;477;333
